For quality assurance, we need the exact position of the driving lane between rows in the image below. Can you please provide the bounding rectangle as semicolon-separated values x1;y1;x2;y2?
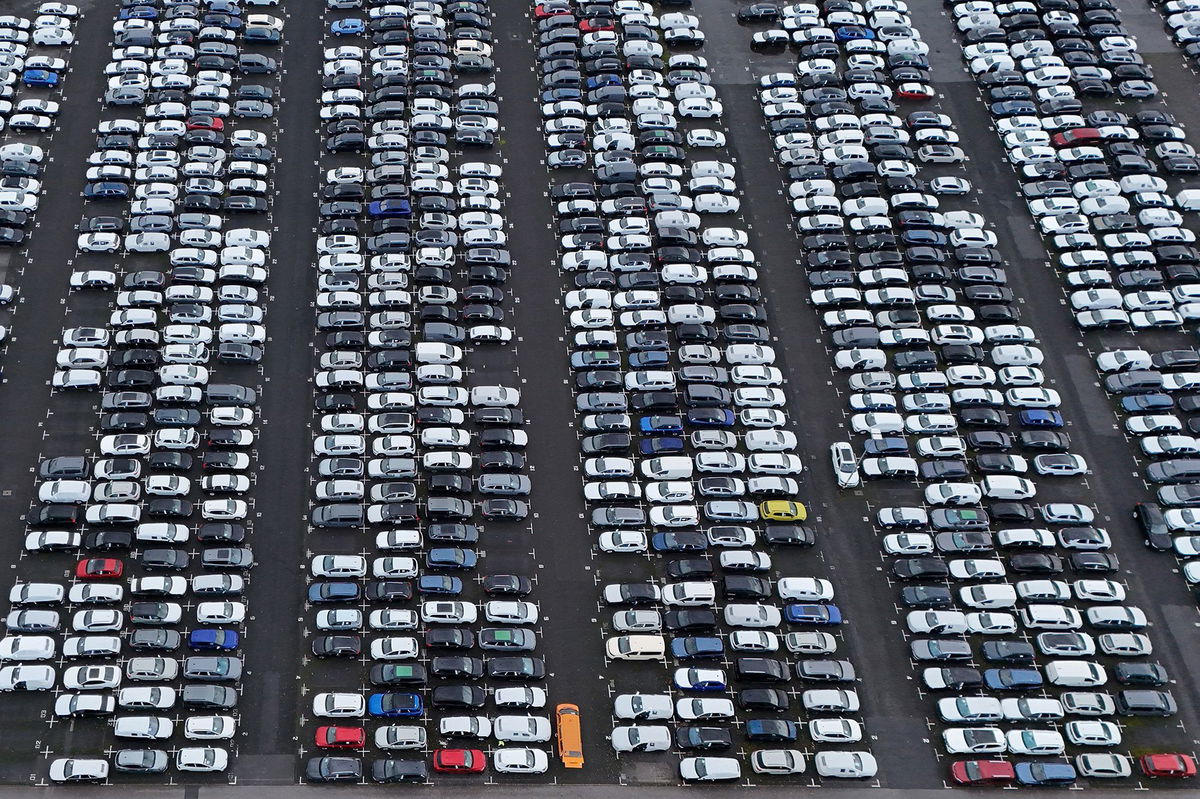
231;1;323;782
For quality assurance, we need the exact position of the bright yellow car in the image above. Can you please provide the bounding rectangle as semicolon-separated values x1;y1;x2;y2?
759;500;807;521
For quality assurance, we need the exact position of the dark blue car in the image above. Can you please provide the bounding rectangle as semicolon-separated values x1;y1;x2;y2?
629;350;670;368
983;668;1043;691
1019;409;1063;428
418;575;462;594
368;199;412;217
189;629;239;651
84;182;129;199
651;532;707;552
308;582;360;603
640;415;683;434
584;74;621;89
687;409;735;427
542;88;582;102
426;547;478;570
670;636;724;660
23;70;59;88
785;603;842;625
119;6;158;18
746;719;799;741
640;437;684;455
1122;394;1173;412
368;692;423;717
1014;762;1076;786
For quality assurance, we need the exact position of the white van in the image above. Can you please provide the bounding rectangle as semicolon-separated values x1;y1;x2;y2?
981;475;1036;500
1045;661;1107;687
605;634;666;661
1175;189;1200;212
0;635;56;661
415;343;462;363
38;481;90;504
641;456;693;480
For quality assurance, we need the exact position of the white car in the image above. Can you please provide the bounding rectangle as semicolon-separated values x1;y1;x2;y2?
813;751;878;778
493;715;552;742
176;747;229;773
493;748;548;774
312;692;365;718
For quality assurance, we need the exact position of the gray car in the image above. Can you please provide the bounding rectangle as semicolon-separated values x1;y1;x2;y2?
478;474;532;495
114;749;168;773
181;685;237;709
183;657;242;682
233;100;274;118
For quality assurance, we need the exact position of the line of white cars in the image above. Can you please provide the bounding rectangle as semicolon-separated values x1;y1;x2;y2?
36;0;286;783
751;0;1172;781
0;6;77;135
306;0;548;780
537;0;878;783
956;11;1200;329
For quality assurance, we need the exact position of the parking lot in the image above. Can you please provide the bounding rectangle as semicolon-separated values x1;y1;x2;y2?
0;0;1198;790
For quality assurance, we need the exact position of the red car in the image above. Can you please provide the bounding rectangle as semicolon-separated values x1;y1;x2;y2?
1052;127;1101;147
315;726;365;749
186;115;224;132
1141;754;1197;778
75;558;123;579
533;3;570;17
579;17;614;31
433;749;485;773
896;82;934;99
951;760;1016;785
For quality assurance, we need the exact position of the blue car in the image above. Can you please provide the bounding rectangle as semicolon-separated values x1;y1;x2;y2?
244;27;281;42
189;629;239;651
746;719;798;742
1014;762;1076;786
1019;409;1064;428
330;18;365;34
1122;394;1173;412
368;692;423;717
22;70;58;87
308;582;360;603
671;636;724;660
119;6;158;18
674;667;727;691
84;182;129;199
640;437;684;455
834;25;874;40
585;74;622;89
368;199;412;217
640;415;683;434
542;88;582;102
983;668;1043;691
426;547;478;570
418;575;462;595
687;409;734;427
651;532;707;552
785;603;842;625
629;350;670;368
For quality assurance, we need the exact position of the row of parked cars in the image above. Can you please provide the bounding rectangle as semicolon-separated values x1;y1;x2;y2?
302;0;549;783
533;0;880;782
19;0;286;783
741;0;1190;786
0;4;78;139
0;4;79;249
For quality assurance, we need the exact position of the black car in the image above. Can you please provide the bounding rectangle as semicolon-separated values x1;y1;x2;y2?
306;757;362;783
371;759;428;783
425;628;474;650
674;726;731;751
